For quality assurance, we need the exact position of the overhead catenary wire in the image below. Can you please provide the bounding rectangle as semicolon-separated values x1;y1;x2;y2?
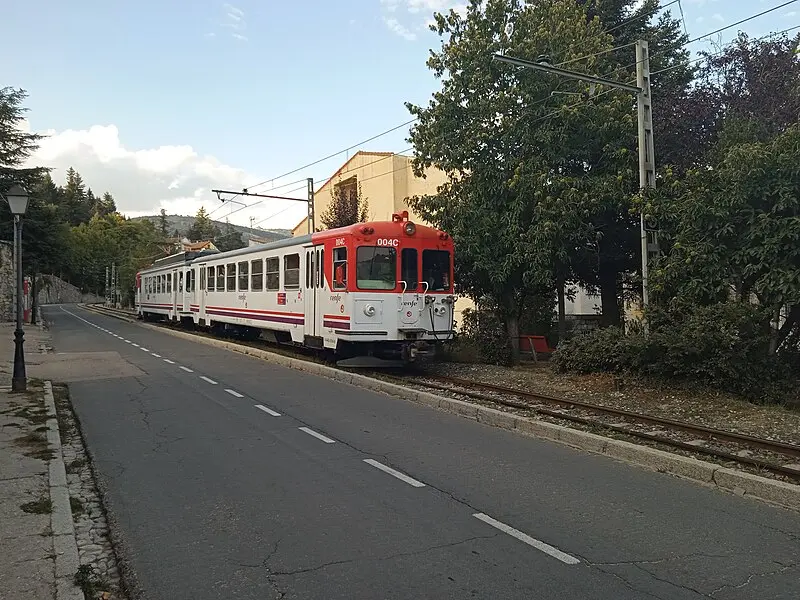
221;2;800;232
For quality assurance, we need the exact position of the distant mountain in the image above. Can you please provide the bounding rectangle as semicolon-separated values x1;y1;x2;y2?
130;215;292;243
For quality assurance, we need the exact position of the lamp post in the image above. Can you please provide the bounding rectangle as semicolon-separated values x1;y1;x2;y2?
4;183;30;392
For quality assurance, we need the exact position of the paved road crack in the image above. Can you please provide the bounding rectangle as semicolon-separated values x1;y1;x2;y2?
269;534;498;579
709;561;797;597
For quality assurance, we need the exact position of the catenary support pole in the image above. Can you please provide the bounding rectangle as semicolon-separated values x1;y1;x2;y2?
636;40;657;334
307;177;315;234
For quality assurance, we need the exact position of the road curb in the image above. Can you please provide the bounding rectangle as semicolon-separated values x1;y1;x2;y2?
44;381;85;600
78;304;800;513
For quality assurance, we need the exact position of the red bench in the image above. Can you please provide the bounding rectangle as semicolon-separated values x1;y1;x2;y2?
518;335;555;361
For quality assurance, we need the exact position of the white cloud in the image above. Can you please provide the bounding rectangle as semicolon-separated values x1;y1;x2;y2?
379;0;467;40
209;2;249;42
24;123;307;231
384;17;417;41
711;13;724;23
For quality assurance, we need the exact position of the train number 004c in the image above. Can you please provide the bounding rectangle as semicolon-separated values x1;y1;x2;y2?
376;238;399;247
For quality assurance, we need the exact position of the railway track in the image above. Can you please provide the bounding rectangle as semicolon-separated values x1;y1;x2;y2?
84;303;800;482
388;374;800;481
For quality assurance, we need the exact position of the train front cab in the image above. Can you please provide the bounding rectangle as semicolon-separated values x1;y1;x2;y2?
324;212;455;365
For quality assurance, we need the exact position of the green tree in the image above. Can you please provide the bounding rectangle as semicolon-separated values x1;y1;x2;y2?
0;87;44;187
215;219;245;252
319;177;369;229
60;167;93;225
186;206;218;241
406;0;633;362
158;208;169;237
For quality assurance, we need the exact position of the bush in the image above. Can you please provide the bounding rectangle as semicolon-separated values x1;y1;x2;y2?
552;303;800;404
454;306;512;365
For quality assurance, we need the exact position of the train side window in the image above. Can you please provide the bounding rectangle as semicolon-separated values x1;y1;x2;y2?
179;272;184;293
284;254;300;289
238;261;249;291
207;267;215;291
251;259;263;291
306;251;312;289
265;258;280;290
167;274;172;294
226;264;236;291
422;249;451;291
188;270;194;293
200;268;206;291
401;248;418;291
216;265;225;291
333;248;347;290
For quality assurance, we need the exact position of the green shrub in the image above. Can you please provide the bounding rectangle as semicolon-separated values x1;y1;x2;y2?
552;303;799;404
456;306;512;365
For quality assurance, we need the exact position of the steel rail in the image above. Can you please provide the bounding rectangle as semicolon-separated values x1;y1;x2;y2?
420;375;800;460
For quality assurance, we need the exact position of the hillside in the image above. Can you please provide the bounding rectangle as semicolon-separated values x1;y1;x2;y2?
130;214;292;243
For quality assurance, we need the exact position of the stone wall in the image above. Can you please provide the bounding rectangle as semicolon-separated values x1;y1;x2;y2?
0;242;13;322
37;275;103;305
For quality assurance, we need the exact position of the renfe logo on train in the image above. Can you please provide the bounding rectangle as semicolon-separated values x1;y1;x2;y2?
277;292;286;305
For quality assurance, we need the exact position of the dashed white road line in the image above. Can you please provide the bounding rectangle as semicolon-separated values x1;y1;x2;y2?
151;353;161;358
140;347;149;352
179;366;193;373
255;404;281;417
131;343;140;347
200;376;217;385
472;513;580;565
163;359;175;364
124;340;132;344
299;427;335;444
363;459;425;488
225;389;244;398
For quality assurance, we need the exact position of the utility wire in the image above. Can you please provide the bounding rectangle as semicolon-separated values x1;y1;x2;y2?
650;24;800;76
685;0;798;46
230;1;800;210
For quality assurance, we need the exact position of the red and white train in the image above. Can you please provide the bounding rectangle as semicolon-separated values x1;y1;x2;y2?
135;212;456;365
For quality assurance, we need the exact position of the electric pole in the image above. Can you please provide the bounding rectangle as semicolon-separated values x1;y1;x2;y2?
105;266;110;307
636;40;658;333
493;39;659;332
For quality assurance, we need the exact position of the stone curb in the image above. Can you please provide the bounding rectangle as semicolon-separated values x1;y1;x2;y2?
44;381;85;600
79;304;800;512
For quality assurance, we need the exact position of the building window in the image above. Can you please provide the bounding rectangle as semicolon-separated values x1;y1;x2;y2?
284;253;300;289
226;263;236;291
401;248;418;291
333;247;347;290
266;257;279;290
238;261;249;291
356;247;396;290
251;259;263;291
422;249;451;291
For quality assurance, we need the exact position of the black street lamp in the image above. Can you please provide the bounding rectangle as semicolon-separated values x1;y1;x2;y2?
4;183;29;392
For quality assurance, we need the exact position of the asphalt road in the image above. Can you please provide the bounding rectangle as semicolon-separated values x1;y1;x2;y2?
43;304;800;600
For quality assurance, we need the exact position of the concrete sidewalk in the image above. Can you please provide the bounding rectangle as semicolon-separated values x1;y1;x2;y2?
0;323;84;600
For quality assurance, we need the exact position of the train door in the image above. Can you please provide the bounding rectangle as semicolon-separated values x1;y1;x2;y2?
171;269;178;319
303;245;324;342
198;264;206;325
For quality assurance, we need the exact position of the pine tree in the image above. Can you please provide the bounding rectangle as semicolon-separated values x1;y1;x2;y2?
158;208;169;237
186;206;218;241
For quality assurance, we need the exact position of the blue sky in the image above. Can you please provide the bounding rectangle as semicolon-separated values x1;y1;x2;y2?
5;0;798;230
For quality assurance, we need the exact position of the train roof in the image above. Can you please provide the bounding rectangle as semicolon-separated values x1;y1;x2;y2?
186;214;450;265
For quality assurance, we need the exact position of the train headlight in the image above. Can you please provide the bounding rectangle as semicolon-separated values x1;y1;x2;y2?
363;304;376;317
404;222;416;235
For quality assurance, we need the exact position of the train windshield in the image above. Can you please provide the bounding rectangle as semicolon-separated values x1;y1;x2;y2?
422;250;451;291
356;246;396;290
